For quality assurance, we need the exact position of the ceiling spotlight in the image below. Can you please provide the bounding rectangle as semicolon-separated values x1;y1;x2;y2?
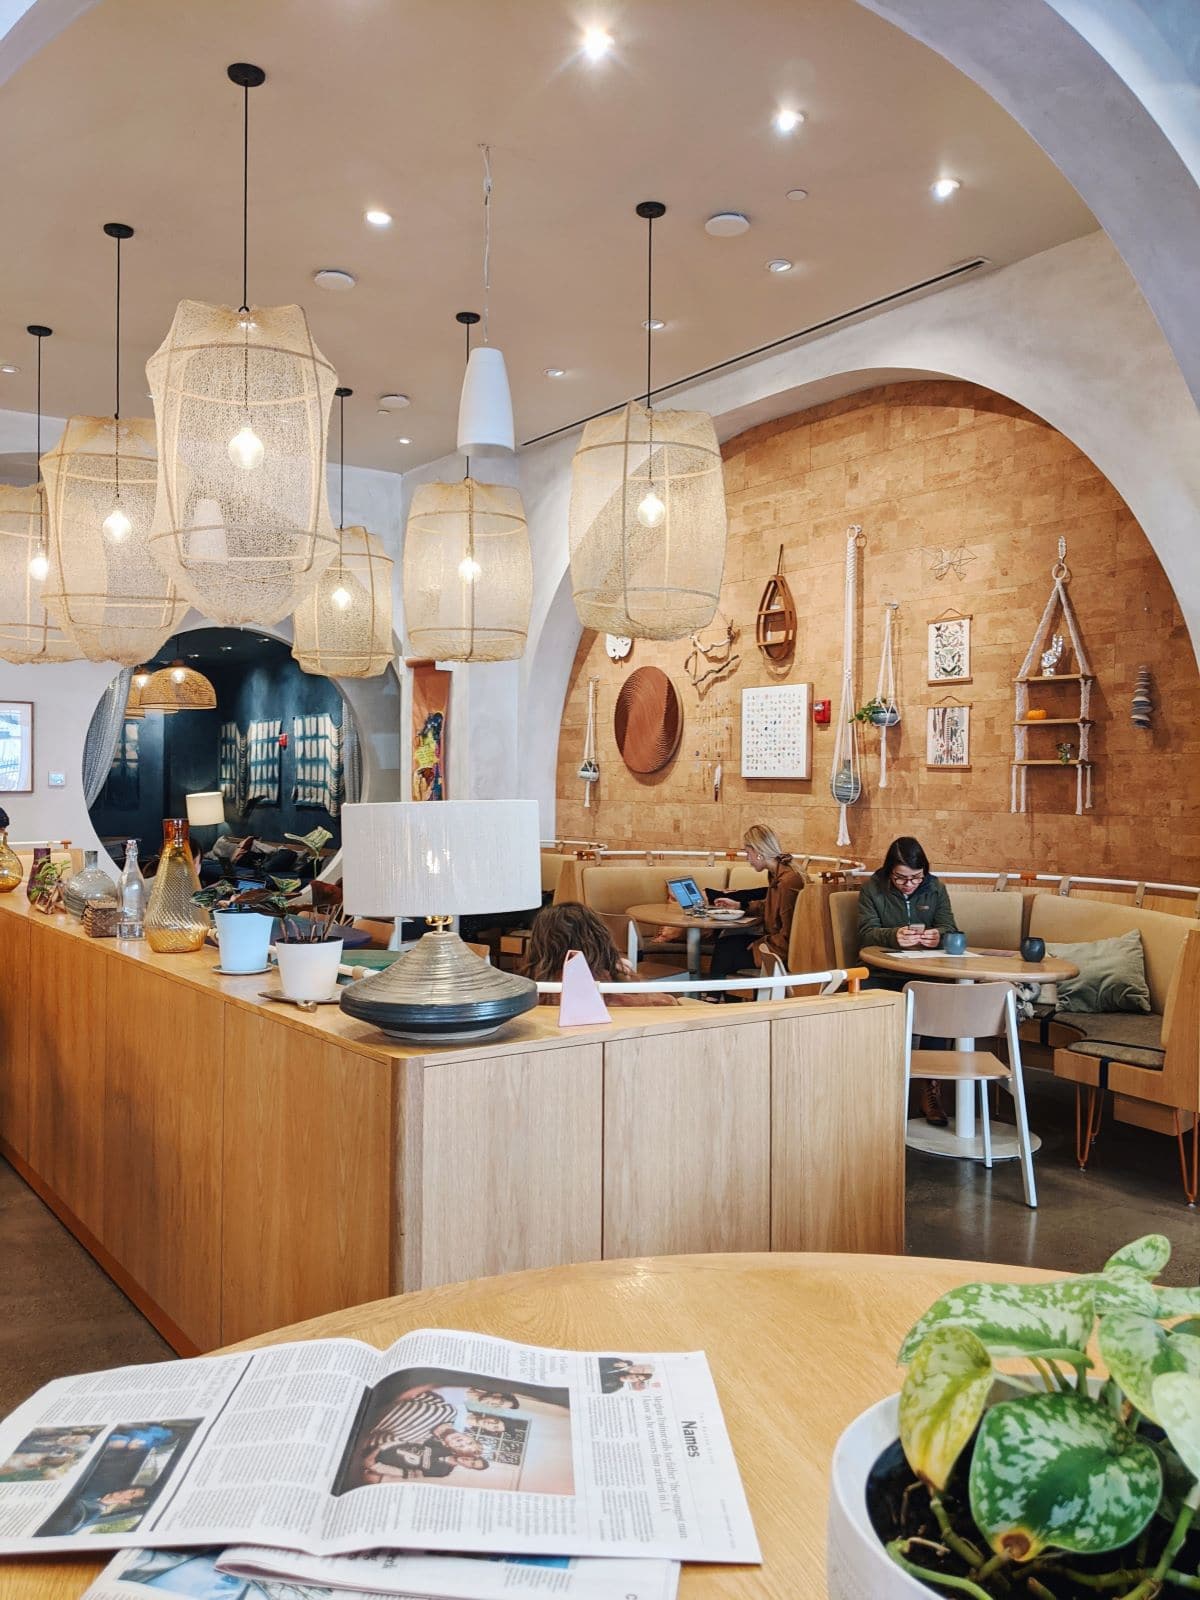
766;258;794;273
786;188;809;202
931;177;961;200
705;212;750;237
377;393;410;411
774;108;804;134
0;363;18;375
396;436;412;445
312;268;357;291
364;208;392;227
643;318;665;331
544;367;566;378
581;26;613;61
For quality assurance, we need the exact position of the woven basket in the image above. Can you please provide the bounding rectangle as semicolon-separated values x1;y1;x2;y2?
82;900;122;938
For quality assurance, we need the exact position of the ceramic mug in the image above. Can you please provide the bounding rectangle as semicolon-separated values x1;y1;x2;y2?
1021;936;1046;963
942;930;968;955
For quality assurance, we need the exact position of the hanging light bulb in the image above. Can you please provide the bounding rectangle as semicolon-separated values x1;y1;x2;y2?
636;490;666;529
457;554;482;584
227;423;265;471
28;548;49;580
331;584;352;609
102;502;133;541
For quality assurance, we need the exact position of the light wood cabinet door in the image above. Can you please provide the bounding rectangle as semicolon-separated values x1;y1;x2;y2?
0;909;30;1159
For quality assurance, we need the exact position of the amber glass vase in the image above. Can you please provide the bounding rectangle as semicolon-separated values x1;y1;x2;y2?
145;819;209;954
0;830;21;894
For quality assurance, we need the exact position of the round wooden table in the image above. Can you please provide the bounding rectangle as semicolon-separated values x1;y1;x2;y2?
0;1252;1058;1600
859;944;1078;1162
627;901;762;979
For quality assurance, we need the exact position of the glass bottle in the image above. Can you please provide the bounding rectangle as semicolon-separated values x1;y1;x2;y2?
63;848;119;920
0;828;21;894
25;844;50;897
118;838;147;939
145;819;210;954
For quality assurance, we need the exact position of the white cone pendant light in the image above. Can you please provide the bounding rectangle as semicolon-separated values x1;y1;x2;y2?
569;202;727;640
39;225;190;666
455;145;515;456
0;327;80;664
292;388;394;678
145;64;338;626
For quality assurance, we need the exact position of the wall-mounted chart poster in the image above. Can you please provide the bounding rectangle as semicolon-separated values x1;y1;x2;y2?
740;684;812;779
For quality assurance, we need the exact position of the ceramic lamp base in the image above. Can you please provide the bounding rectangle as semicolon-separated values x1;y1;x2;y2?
338;928;537;1042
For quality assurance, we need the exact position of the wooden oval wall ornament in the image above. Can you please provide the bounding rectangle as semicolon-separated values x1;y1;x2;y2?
756;544;797;663
614;666;684;774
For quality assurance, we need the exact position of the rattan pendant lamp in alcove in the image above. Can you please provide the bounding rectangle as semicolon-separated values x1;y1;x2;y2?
139;638;217;714
291;386;394;678
40;224;189;666
568;201;727;640
0;327;80;663
145;63;338;626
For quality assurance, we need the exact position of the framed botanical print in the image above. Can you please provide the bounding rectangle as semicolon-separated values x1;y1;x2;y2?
926;701;971;771
927;612;972;685
0;701;33;793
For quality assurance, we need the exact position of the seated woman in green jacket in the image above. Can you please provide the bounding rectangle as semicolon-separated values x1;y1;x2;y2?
858;836;958;1126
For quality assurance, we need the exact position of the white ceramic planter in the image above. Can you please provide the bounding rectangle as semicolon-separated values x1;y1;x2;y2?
273;938;344;1001
212;909;273;974
827;1394;934;1600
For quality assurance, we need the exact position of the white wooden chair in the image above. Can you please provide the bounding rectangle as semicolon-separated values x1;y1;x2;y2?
904;980;1038;1208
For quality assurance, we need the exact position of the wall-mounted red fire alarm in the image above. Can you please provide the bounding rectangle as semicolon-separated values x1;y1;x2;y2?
278;732;288;749
813;700;831;725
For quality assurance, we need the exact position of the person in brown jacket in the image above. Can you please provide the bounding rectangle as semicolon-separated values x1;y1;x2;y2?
707;824;806;995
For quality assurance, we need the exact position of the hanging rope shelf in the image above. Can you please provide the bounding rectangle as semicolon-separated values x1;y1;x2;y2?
1011;537;1095;816
755;546;797;663
830;526;865;846
579;675;600;808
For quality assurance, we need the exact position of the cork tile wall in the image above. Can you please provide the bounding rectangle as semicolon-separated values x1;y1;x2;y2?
555;380;1200;881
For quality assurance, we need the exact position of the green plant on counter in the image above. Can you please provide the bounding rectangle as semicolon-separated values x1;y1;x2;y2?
191;878;297;916
888;1234;1200;1599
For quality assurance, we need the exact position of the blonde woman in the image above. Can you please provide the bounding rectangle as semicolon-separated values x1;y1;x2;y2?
708;824;805;992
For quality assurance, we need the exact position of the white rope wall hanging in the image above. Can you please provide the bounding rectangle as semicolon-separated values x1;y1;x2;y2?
830;525;865;847
579;674;600;808
873;599;901;789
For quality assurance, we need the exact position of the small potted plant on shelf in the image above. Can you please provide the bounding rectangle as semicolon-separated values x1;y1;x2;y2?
854;696;902;728
828;1234;1200;1599
273;906;348;1002
192;879;296;974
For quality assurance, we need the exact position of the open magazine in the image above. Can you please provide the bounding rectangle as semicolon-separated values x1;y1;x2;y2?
82;1546;679;1600
0;1329;759;1564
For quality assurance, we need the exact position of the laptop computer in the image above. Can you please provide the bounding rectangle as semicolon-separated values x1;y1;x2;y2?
666;876;705;912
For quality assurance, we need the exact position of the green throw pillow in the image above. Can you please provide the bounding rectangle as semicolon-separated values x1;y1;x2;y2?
1044;929;1152;1014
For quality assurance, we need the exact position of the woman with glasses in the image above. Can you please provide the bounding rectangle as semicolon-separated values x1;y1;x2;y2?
857;836;959;1125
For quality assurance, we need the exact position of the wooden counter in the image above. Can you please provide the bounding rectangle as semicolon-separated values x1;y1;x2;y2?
0;895;906;1354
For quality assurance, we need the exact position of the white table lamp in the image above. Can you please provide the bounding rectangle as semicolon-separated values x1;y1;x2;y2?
185;791;226;828
339;799;541;1041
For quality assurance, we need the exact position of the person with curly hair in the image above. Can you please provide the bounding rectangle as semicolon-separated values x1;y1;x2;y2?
525;903;677;1006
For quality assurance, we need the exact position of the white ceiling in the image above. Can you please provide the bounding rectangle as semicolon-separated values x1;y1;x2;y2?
0;0;1096;471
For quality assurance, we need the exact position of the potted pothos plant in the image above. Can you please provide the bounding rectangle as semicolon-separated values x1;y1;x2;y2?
854;696;902;728
193;878;297;974
273;907;348;1002
829;1234;1200;1600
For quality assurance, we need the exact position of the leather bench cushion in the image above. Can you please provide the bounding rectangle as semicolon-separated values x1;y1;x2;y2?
1051;1009;1165;1070
1028;894;1198;1015
579;864;729;915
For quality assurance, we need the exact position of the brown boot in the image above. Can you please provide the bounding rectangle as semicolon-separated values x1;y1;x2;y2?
921;1081;949;1128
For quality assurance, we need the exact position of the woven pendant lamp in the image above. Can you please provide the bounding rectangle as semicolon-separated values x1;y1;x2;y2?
41;226;188;666
145;65;338;626
140;655;217;712
292;388;394;678
569;203;726;640
0;328;80;664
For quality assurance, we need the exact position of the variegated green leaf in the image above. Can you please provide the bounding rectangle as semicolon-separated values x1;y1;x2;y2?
1098;1315;1200;1422
1104;1234;1172;1279
1157;1286;1200;1318
1152;1371;1200;1481
1148;1434;1195;1523
1089;1270;1159;1316
899;1327;994;1492
969;1392;1161;1561
1173;1317;1200;1339
899;1279;1094;1363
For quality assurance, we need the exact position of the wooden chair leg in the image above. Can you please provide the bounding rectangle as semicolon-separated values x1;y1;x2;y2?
1074;1084;1104;1172
1175;1110;1200;1209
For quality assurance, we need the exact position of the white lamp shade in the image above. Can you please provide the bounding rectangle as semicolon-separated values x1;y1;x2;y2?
341;799;541;918
456;346;515;456
186;790;226;827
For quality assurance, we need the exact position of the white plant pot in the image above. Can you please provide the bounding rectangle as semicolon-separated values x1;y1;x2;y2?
828;1394;934;1599
273;938;344;1002
212;909;273;974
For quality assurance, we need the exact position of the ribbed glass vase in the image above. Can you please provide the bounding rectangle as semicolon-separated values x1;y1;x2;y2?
145;819;209;954
63;848;118;920
0;830;21;894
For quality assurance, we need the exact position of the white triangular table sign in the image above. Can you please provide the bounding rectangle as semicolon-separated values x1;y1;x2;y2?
558;948;612;1027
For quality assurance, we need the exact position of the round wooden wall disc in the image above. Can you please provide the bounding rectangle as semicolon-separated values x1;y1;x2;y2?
614;666;683;774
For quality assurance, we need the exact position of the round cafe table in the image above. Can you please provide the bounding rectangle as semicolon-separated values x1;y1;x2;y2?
0;1252;1060;1600
627;901;762;980
859;945;1079;1163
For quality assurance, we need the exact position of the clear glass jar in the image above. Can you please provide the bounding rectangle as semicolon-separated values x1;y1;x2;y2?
118;838;147;939
0;829;21;894
145;819;210;954
63;848;119;920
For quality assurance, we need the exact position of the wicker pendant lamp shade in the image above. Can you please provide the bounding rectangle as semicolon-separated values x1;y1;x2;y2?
403;477;532;662
569;202;726;640
140;658;217;712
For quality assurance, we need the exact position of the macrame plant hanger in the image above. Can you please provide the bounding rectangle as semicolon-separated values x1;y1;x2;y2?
874;600;900;788
830;525;865;847
579;675;600;807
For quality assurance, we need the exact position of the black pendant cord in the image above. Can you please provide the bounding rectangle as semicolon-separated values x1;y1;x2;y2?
103;224;134;501
645;213;653;409
240;80;250;314
25;323;52;560
115;233;122;423
339;390;345;531
456;310;480;482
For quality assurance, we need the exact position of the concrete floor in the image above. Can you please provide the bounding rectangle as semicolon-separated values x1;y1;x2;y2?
1;1063;1196;1415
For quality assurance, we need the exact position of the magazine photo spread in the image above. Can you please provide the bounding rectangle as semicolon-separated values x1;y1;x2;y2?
0;1329;759;1566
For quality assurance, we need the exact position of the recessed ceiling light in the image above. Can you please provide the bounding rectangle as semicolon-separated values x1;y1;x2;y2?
364;208;392;227
0;363;19;375
931;177;961;200
581;26;613;61
312;268;357;292
786;188;809;202
643;318;665;331
705;212;750;238
766;258;794;273
774;108;804;134
395;436;412;445
220;644;233;651
544;367;566;378
377;393;410;411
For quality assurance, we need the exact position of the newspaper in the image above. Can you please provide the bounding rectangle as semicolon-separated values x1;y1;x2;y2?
0;1329;758;1564
82;1545;680;1600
